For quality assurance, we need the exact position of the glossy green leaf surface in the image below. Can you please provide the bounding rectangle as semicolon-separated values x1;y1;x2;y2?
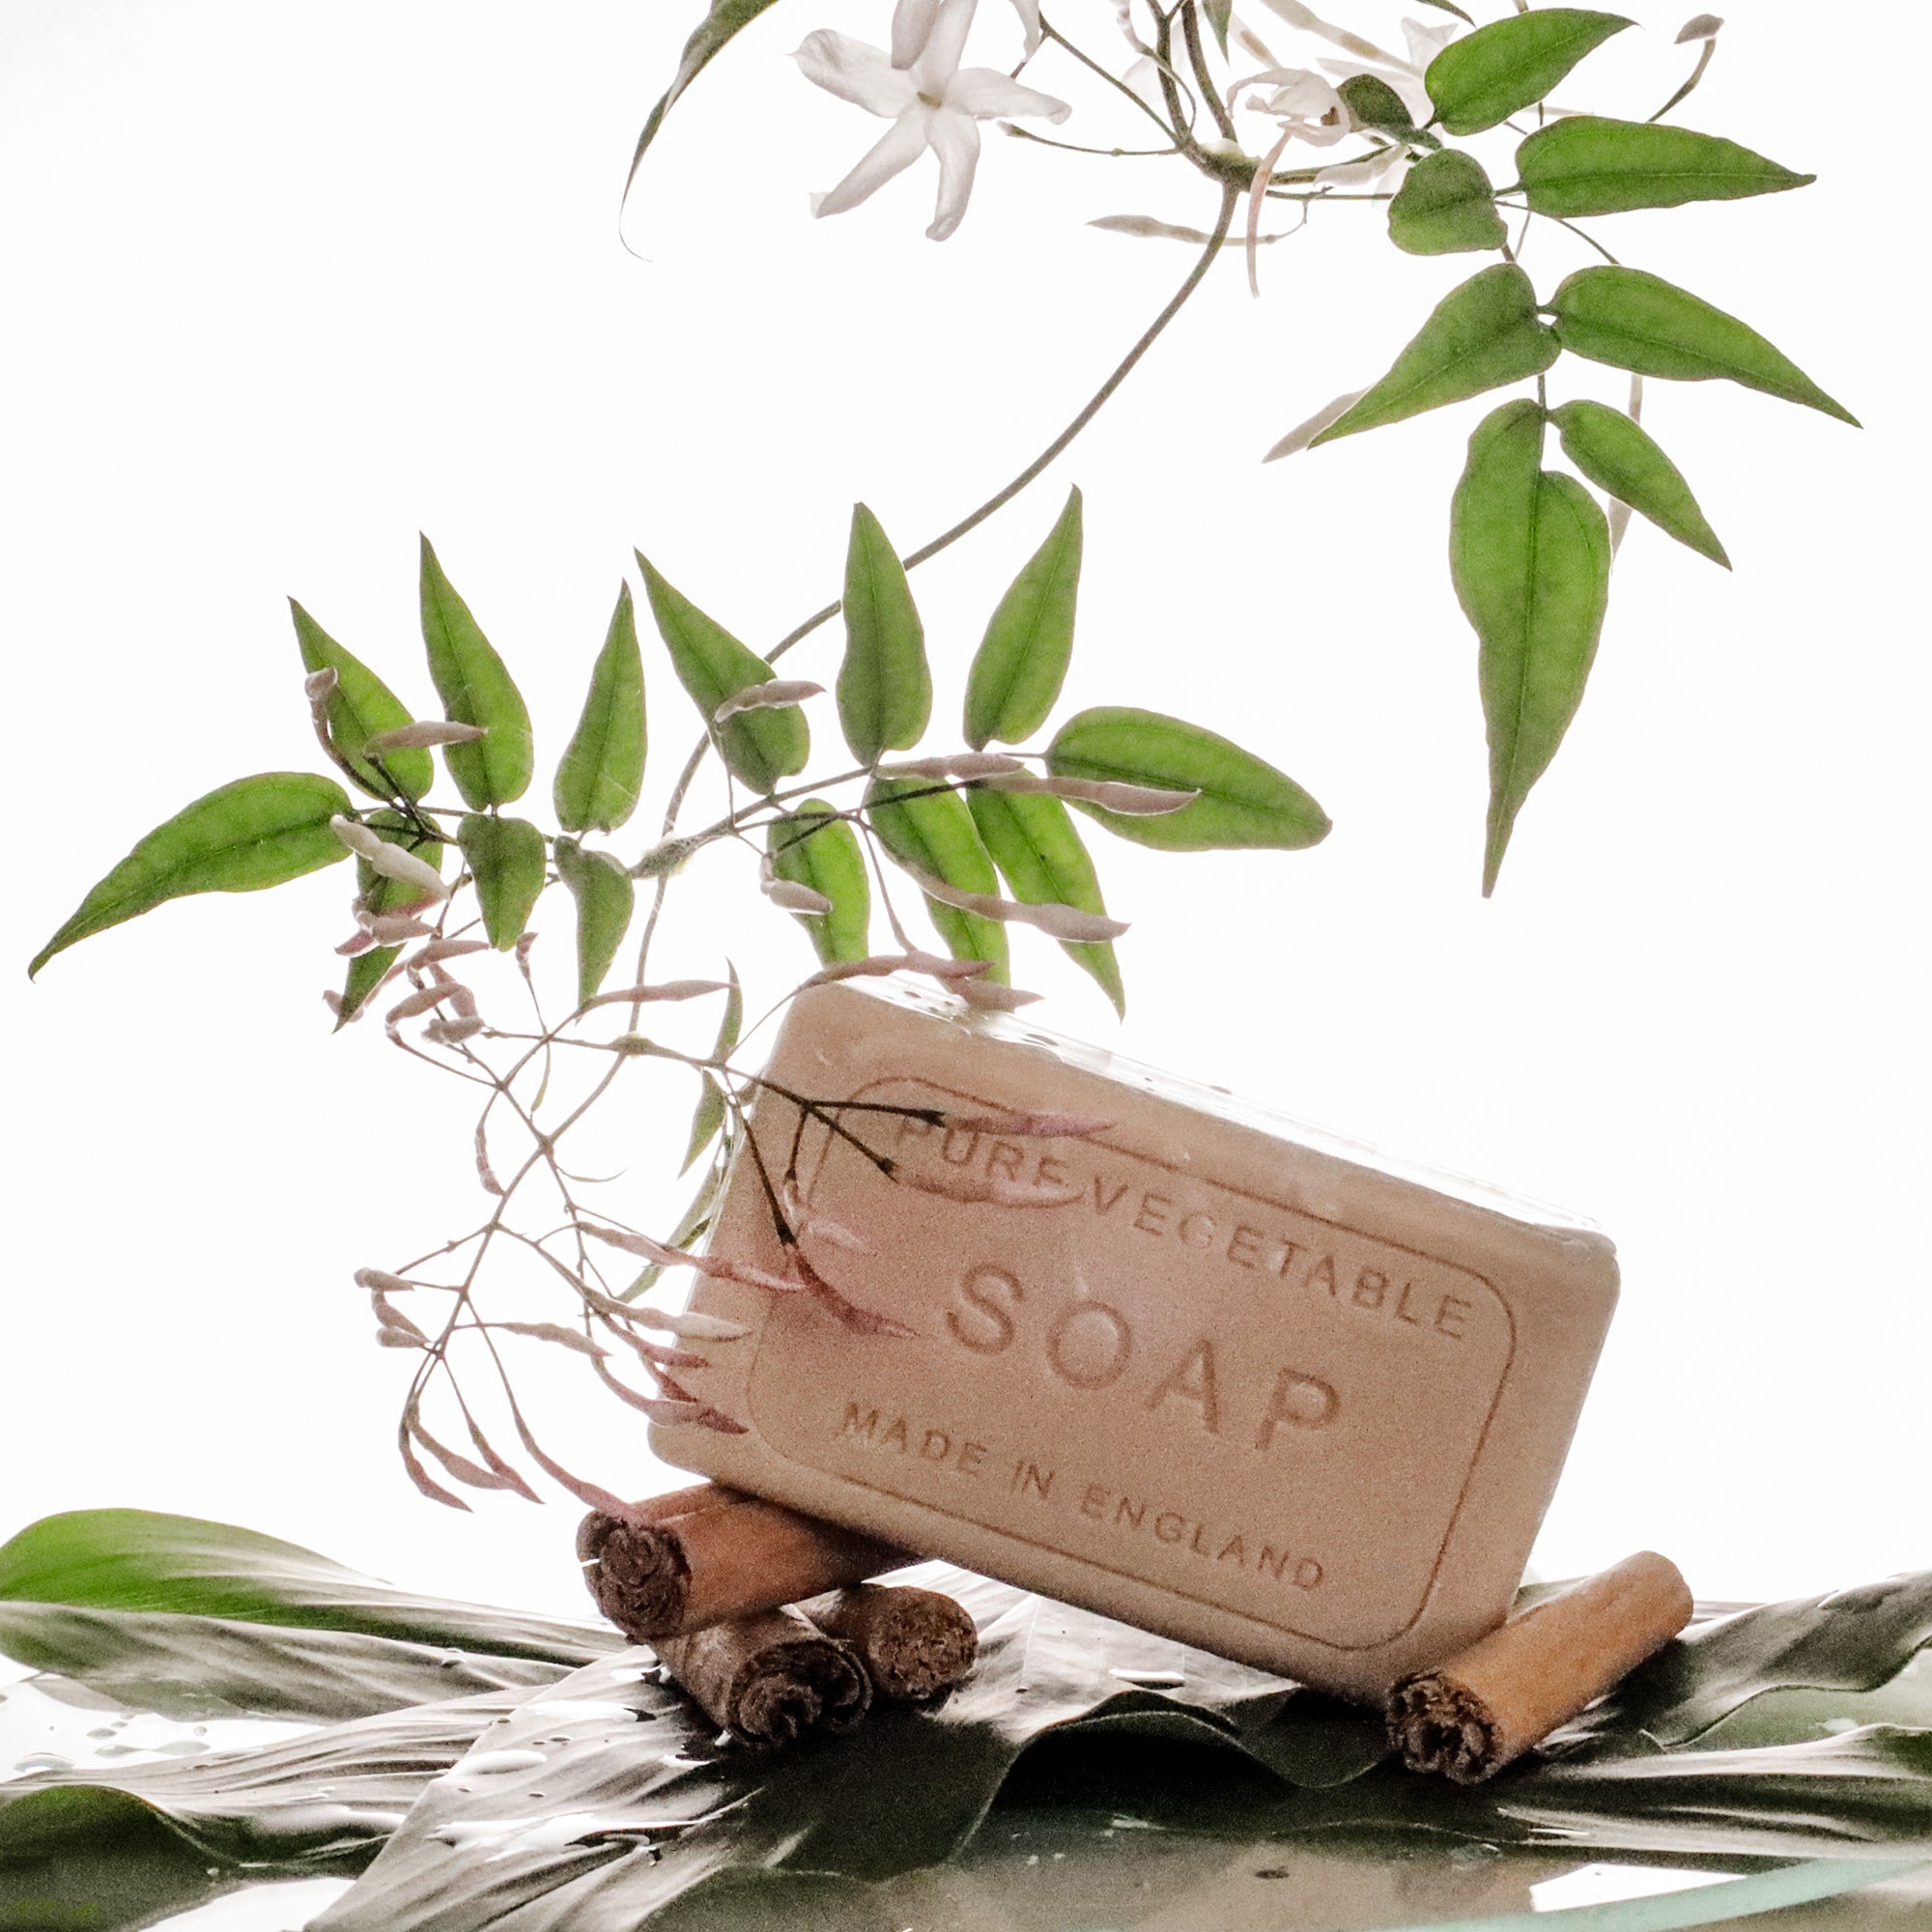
1337;73;1416;136
30;772;353;978
681;964;741;1173
419;538;534;808
1548;399;1729;565
1549;268;1857;423
1046;707;1331;852
458;813;547;951
554;838;636;1005
968;785;1123;1015
964;487;1082;750
767;800;871;964
1448;401;1610;895
838;503;930;767
554;582;647;834
865;777;1010;979
1424;8;1632;135
1518;115;1814;217
290;600;433;801
623;0;787;201
637;554;810;794
1387;149;1507;255
338;813;445;1027
1313;265;1557;443
0;1510;617;1664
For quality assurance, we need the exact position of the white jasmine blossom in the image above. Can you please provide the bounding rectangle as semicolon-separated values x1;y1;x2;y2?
1233;67;1352;147
793;0;1070;242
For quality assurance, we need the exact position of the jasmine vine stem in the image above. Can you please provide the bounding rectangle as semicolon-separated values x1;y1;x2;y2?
1037;17;1180;141
1179;1;1237;145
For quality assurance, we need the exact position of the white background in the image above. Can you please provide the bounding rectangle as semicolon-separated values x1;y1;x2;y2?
0;0;1923;1624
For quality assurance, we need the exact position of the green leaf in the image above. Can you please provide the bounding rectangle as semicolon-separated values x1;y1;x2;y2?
1045;708;1331;852
1386;149;1507;255
767;800;871;964
1204;0;1232;55
30;773;353;978
1448;400;1610;895
0;1509;618;1663
1518;115;1814;217
968;786;1123;1016
1424;8;1632;136
418;537;534;809
289;600;433;802
0;1601;574;1722
339;811;445;1027
865;777;1010;979
837;504;931;767
1336;73;1416;136
682;964;741;1173
1548;399;1729;565
963;487;1083;751
1549;267;1857;423
622;1146;731;1300
554;838;636;1005
458;814;547;951
554;583;647;834
623;0;787;204
637;553;810;794
1312;264;1557;444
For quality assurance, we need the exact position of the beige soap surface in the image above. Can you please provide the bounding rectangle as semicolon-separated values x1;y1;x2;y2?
652;983;1618;1699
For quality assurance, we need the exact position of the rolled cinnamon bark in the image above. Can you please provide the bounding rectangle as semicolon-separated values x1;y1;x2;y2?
800;1583;979;1701
655;1604;872;1747
577;1482;906;1639
1386;1550;1693;1783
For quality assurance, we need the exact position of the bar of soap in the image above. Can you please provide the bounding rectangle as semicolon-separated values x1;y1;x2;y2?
651;982;1617;1700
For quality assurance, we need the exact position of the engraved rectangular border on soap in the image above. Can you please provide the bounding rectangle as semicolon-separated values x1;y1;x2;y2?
742;1072;1519;1652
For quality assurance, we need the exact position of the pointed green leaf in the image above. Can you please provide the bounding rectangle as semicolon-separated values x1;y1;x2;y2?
1336;73;1416;137
767;800;870;964
865;777;1010;979
554;838;636;1006
289;601;433;802
458;814;547;951
1045;709;1330;852
1518;115;1814;217
622;1144;732;1300
681;966;741;1173
1424;8;1632;136
1549;268;1857;422
1548;399;1729;566
968;786;1123;1016
30;773;353;978
838;504;931;767
1386;149;1507;255
554;583;646;834
418;537;534;808
339;811;445;1027
1449;400;1610;895
637;554;810;794
964;487;1083;751
623;0;787;202
1311;264;1557;444
1205;0;1232;54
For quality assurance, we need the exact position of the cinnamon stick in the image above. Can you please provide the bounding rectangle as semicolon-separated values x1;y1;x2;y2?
655;1605;871;1747
800;1583;979;1701
577;1482;906;1639
1386;1550;1693;1783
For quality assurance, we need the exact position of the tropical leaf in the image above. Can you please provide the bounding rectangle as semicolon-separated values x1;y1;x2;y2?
838;503;930;767
0;1510;619;1664
767;800;870;963
458;814;547;951
1386;149;1507;255
290;601;433;801
1312;264;1557;444
1448;400;1610;895
554;838;637;1005
554;582;647;834
637;554;810;794
1517;115;1814;217
1548;399;1729;566
419;537;533;808
338;812;445;1027
865;777;1010;979
967;786;1123;1015
681;964;741;1173
30;773;353;978
1548;268;1857;423
1424;8;1632;136
963;487;1082;751
623;0;789;205
1045;707;1330;852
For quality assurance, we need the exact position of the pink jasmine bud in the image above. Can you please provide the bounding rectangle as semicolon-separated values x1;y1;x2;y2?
883;753;1025;780
425;1014;487;1045
330;817;448;900
581;980;729;1009
377;1325;426;1350
473;1122;503;1195
355;1267;414;1294
764;877;833;915
495;1321;608;1358
957;979;1044;1012
713;678;824;722
408;938;490;966
360;910;437;943
1676;12;1721;40
304;668;339;706
335;929;378;957
385;982;464;1022
656;1310;753;1342
322;988;346;1018
1017;900;1129;943
364;721;488;751
370;1293;427;1341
